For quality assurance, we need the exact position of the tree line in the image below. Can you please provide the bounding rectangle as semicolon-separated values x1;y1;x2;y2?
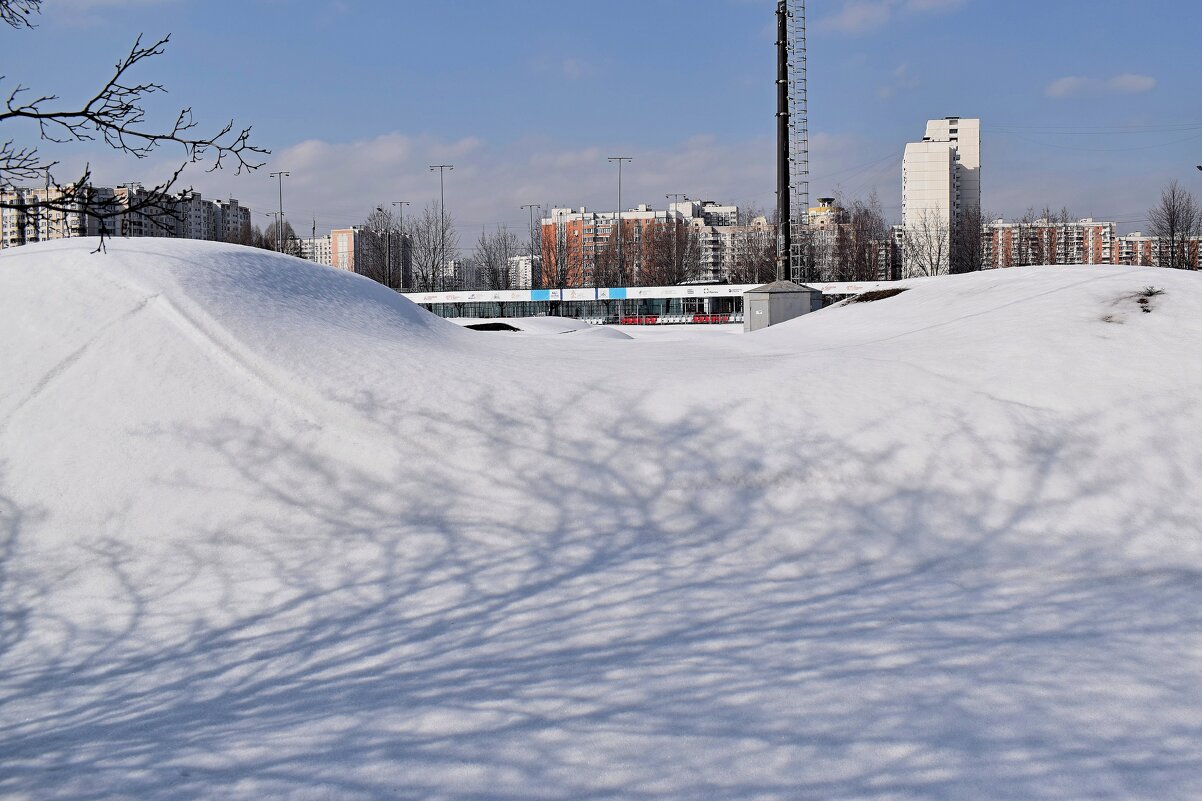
307;180;1202;292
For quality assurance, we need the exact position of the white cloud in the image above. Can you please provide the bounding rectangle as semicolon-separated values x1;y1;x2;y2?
823;1;892;34
1107;73;1156;93
905;0;966;10
146;130;867;240
38;121;871;243
39;0;179;28
820;0;966;34
1045;73;1156;98
877;63;920;99
561;58;587;80
1045;76;1091;98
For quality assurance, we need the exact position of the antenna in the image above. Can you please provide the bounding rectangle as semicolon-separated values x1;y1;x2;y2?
786;0;809;281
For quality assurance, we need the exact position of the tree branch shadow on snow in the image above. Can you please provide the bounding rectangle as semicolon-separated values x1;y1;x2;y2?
2;388;1202;801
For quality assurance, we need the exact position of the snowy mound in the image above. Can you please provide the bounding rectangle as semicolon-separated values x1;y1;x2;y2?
3;241;1202;801
450;315;633;338
449;315;600;335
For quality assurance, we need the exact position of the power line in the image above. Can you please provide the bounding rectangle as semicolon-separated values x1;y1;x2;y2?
992;121;1202;134
996;130;1202;153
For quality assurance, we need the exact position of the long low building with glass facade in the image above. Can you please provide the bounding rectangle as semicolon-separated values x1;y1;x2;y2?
402;281;894;324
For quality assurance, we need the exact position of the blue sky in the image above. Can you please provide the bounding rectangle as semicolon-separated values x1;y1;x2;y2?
5;0;1202;236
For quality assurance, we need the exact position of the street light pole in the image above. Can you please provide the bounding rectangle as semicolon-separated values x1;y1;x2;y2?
608;157;632;283
666;192;688;281
429;165;453;290
265;211;279;249
392;201;409;290
522;203;540;288
376;207;392;289
268;171;290;252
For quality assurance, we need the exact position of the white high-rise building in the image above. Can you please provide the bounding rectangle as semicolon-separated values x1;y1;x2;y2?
901;116;981;275
299;234;332;267
923;117;980;216
506;253;539;289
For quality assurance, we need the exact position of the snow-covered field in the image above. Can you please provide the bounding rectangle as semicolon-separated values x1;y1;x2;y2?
2;238;1201;800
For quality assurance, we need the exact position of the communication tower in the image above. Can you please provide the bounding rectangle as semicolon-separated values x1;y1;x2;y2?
775;1;809;282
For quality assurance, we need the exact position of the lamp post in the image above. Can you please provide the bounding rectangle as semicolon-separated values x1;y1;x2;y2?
392;201;409;290
268;171;290;252
265;211;279;251
376;206;392;289
666;192;688;282
429;165;453;290
608;157;632;283
522;203;540;288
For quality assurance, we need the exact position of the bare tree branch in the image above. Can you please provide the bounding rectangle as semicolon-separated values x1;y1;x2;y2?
902;208;951;277
1;9;268;251
1148;180;1201;269
0;0;40;28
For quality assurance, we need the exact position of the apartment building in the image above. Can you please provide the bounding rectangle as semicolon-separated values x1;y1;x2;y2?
112;185;175;238
331;227;366;272
1115;232;1158;266
1;184;252;248
901;117;982;276
506;253;539;289
807;198;841;231
539;200;761;287
541;204;687;287
922;117;981;217
0;185;117;248
688;215;773;283
983;218;1116;268
298;234;333;267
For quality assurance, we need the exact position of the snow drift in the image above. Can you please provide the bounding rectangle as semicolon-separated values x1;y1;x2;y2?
2;238;1201;800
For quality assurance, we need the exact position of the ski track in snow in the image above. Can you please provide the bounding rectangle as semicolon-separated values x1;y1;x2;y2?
0;293;159;433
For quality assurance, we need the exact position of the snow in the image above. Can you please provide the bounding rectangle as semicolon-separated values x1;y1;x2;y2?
448;315;633;339
2;238;1202;800
614;321;745;340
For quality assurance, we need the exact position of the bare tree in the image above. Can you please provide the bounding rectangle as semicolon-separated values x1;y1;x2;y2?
0;0;38;29
1017;207;1042;266
523;212;542;289
235;222;260;248
831;191;890;281
473;225;519;290
1057;206;1075;265
0;3;266;247
541;218;575;291
592;216;636;288
219;212;253;247
358;206;408;289
902;207;951;277
637;220;699;286
1148;180;1201;269
737;202;766;226
592;231;616;287
407;201;457;291
261;218;302;257
678;224;702;283
728;218;776;285
950;204;986;274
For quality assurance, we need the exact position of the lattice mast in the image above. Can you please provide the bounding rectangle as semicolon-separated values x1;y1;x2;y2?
775;0;809;282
